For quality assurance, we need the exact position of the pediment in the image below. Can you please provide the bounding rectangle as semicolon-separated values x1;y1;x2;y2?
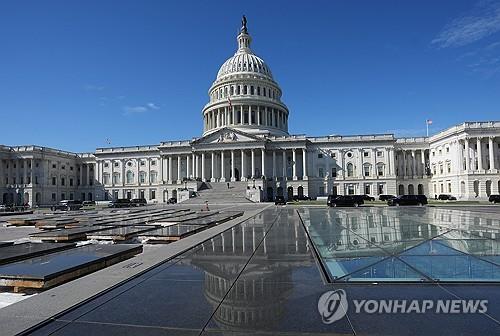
192;128;263;145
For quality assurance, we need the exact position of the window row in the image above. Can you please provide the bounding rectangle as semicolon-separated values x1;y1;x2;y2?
211;84;280;102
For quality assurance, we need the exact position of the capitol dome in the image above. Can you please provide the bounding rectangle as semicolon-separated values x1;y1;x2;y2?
202;16;289;137
216;52;273;80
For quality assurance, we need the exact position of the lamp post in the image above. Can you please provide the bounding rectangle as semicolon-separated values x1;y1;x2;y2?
252;178;256;189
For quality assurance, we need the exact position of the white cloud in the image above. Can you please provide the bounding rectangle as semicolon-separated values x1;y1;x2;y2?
123;106;148;114
432;1;500;48
123;102;160;115
147;103;160;110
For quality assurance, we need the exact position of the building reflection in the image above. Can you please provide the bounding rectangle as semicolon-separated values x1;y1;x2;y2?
189;209;312;331
185;207;500;332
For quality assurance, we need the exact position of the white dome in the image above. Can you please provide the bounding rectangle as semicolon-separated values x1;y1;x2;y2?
217;52;273;80
202;17;289;137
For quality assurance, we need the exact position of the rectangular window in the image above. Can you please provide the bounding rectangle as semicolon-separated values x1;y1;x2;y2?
318;168;324;178
448;182;452;193
377;165;384;176
52;164;56;169
61;193;65;200
61;178;65;186
377;151;383;157
151;161;156;166
364;152;369;157
52;177;56;185
331;168;337;177
114;162;119;167
51;193;56;201
104;162;109;168
70;193;74;200
378;184;384;195
69;178;73;186
151;190;156;200
364;165;370;177
365;184;371;195
139;190;145;199
318;154;323;159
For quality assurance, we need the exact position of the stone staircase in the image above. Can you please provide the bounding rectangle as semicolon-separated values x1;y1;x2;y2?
181;181;253;204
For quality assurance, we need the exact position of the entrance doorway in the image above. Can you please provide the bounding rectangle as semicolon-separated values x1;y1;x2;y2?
234;168;240;181
267;187;274;201
287;186;293;200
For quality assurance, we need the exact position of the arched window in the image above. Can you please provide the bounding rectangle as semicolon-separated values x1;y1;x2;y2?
113;173;120;185
139;171;146;184
150;171;157;184
363;163;371;177
126;171;134;184
376;163;385;177
347;163;354;177
103;173;110;185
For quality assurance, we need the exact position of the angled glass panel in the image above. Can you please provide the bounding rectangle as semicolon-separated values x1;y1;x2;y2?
433;238;500;256
400;240;465;256
400;255;500;281
336;257;428;282
325;256;388;280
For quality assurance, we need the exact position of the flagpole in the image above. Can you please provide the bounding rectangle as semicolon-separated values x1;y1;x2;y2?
426;121;429;137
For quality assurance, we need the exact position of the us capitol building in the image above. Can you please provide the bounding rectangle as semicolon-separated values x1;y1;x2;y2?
1;18;499;206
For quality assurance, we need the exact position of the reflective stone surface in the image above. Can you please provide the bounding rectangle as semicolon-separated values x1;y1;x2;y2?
0;244;141;280
0;242;76;265
26;207;500;335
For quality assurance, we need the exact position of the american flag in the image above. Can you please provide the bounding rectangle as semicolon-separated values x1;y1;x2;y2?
227;96;232;109
426;119;433;125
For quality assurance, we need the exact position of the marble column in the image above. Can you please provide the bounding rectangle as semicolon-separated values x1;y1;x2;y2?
251;149;255;178
168;156;173;183
402;151;407;177
489;137;496;170
187;155;191;179
211;152;215;182
420;149;425;176
201;152;206;181
411;150;416;177
261;148;265;179
477;137;483;171
241;150;246;181
177;156;181;183
195;154;199;179
464;138;470;171
220;151;226;182
302;148;307;179
30;158;34;186
231;150;235;182
292;149;297;180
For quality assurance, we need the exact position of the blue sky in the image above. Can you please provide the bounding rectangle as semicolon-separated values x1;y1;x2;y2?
1;0;500;152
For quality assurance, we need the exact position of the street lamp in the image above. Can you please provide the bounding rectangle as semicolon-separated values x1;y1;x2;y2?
252;178;256;189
